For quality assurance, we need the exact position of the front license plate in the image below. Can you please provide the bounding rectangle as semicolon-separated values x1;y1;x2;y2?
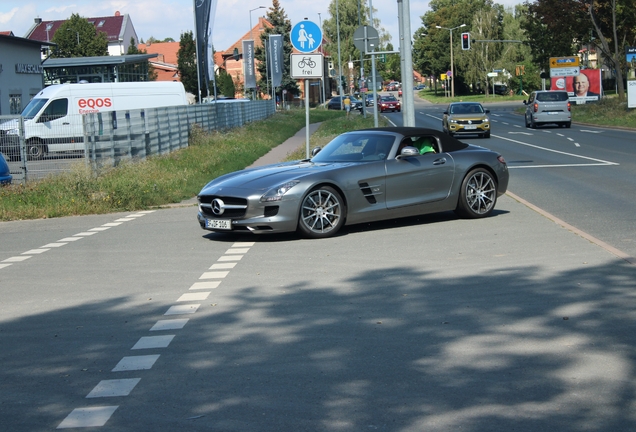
206;219;232;230
464;125;477;130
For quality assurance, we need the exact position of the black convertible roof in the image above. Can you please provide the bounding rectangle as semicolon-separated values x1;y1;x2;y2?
358;127;470;152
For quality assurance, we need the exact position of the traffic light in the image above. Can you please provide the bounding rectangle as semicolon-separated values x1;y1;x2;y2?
461;32;470;50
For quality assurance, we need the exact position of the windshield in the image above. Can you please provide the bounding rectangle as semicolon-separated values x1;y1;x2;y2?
21;98;48;119
380;96;398;102
311;132;396;163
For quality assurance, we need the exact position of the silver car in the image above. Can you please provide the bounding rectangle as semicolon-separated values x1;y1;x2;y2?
524;90;571;128
197;127;509;239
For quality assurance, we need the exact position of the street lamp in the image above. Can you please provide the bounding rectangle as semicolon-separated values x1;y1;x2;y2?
435;23;465;98
249;6;266;42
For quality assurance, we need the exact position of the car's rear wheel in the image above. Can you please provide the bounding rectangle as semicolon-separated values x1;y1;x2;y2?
27;139;46;160
455;168;498;219
297;186;346;239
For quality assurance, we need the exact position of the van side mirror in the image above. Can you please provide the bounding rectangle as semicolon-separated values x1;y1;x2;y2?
311;147;321;157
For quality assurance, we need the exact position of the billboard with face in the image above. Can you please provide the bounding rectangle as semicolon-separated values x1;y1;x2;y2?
550;69;602;104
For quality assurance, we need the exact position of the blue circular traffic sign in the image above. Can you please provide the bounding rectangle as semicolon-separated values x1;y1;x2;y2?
291;20;322;53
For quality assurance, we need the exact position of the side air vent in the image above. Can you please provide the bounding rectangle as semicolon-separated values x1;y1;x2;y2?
359;182;377;204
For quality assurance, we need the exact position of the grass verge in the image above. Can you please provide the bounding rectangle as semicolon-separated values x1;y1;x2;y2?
0;109;379;221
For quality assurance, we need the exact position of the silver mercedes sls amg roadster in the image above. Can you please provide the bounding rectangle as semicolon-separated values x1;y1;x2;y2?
197;127;509;239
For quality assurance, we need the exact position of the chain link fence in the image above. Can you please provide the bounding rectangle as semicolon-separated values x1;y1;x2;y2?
0;100;275;184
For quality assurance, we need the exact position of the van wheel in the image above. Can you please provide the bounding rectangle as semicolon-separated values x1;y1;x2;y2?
27;140;46;160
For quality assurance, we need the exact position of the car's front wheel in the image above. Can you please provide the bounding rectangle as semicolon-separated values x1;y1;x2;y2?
455;168;498;218
297;186;346;239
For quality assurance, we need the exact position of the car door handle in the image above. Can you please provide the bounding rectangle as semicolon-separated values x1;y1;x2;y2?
433;158;446;165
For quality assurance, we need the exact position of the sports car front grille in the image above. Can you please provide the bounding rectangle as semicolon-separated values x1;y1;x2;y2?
198;195;248;218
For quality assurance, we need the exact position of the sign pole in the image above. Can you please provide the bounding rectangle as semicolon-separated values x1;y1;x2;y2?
305;79;310;159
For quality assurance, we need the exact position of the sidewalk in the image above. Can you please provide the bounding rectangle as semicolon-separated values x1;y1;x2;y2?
172;123;322;208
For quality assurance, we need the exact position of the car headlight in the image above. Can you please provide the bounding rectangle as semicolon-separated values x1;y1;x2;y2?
450;119;458;124
260;180;300;202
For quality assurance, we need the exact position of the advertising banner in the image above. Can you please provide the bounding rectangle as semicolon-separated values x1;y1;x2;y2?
243;40;256;89
269;35;284;88
627;46;636;108
550;69;602;104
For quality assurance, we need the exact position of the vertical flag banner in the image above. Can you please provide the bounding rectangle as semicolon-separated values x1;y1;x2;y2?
269;35;283;88
206;0;218;82
243;40;256;89
195;0;217;93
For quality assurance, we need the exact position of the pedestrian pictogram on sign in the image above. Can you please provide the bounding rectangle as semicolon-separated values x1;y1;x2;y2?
291;20;322;54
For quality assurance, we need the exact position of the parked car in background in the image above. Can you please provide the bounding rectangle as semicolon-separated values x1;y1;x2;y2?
197;127;509;239
365;94;375;106
0;152;12;185
442;102;491;138
327;96;363;111
523;91;571;129
415;84;426;90
377;95;401;113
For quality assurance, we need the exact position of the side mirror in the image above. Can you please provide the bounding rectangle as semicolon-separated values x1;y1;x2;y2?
443;111;448;115
311;147;321;157
485;109;490;114
522;100;527;105
398;146;419;159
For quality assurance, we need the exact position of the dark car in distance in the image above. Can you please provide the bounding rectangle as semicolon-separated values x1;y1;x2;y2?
327;96;363;111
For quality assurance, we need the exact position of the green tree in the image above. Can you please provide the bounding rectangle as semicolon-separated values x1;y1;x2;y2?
254;0;299;99
177;31;198;95
50;13;108;58
127;37;158;81
217;69;236;98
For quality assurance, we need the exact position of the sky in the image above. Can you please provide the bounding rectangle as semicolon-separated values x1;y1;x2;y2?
1;0;522;53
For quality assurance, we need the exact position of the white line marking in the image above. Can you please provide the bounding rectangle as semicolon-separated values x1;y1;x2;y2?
75;232;98;236
136;210;156;214
115;218;135;222
580;130;603;133
575;143;580;147
150;319;189;331
2;256;32;262
59;237;82;242
57;406;118;429
22;249;50;255
225;248;250;254
232;242;255;247
86;378;141;398
509;163;613;169
112;355;160;371
164;304;201;315
190;281;221;290
209;263;237;270
494;135;619;165
42;243;67;248
0;263;12;269
200;271;229;279
131;335;175;350
509;132;533;135
102;222;123;227
177;292;211;302
89;227;111;232
218;255;242;262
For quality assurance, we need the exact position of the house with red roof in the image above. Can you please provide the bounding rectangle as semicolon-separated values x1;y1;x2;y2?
24;11;138;56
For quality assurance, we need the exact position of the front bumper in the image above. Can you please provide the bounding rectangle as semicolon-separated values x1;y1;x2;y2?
447;121;490;134
197;193;301;234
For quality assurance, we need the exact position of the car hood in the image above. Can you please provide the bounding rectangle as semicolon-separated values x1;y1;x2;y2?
199;160;352;194
0;118;19;132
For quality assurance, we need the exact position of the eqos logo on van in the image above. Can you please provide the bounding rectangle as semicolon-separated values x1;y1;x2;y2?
78;97;112;114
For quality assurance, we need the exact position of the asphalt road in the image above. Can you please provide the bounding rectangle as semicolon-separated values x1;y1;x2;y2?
1;102;635;431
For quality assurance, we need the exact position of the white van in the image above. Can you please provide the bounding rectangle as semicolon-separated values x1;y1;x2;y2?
0;82;187;160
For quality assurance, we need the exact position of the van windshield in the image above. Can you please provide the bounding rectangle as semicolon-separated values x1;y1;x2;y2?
21;98;48;119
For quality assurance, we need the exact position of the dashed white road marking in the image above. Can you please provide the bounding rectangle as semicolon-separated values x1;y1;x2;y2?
101;222;123;227
164;304;201;315
0;263;12;269
2;256;32;262
150;319;189;331
86;379;141;398
89;227;111;232
200;271;229;279
22;248;49;254
190;281;221;290
59;237;83;242
131;335;175;350
42;243;68;248
112;355;161;372
57;406;119;429
75;231;98;236
57;238;254;429
177;292;211;302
